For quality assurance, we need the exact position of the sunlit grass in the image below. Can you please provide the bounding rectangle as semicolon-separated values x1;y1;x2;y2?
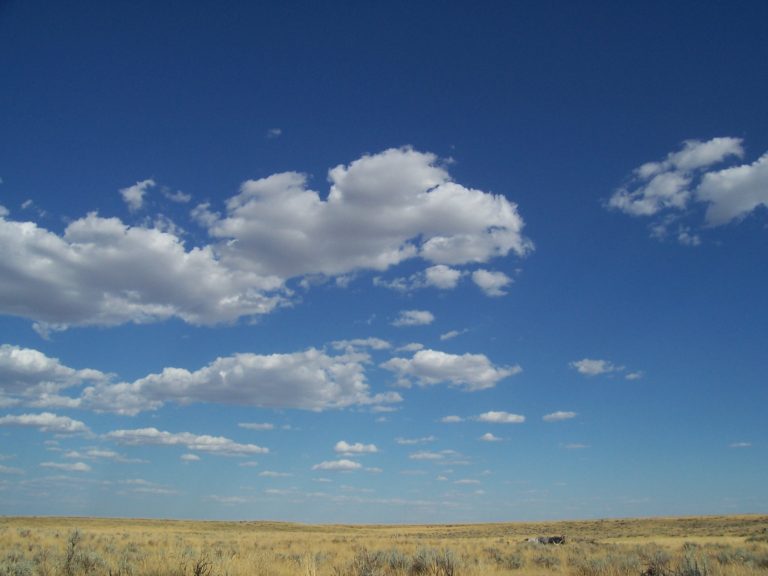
1;515;767;575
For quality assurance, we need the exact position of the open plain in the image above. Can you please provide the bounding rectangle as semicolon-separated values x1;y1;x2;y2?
1;515;767;576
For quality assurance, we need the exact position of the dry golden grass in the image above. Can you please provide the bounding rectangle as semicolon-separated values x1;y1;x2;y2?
1;514;767;576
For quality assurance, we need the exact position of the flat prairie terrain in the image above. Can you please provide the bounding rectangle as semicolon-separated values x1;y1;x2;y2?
1;514;767;575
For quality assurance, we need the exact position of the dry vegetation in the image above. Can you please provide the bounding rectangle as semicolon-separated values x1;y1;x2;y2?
1;515;767;576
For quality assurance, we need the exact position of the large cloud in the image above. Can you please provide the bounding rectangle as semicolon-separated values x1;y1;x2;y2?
82;349;401;415
1;148;530;332
209;147;532;278
381;349;521;391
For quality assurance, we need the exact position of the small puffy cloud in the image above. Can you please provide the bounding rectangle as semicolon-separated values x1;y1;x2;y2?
425;265;463;289
543;411;577;422
334;440;378;455
476;411;525;424
454;478;481;485
238;422;275;431
0;412;90;434
472;269;512;297
441;415;464;423
266;128;282;139
106;427;268;456
311;459;362;471
40;461;91;472
382;349;520;391
258;471;292;477
570;358;621;376
392;310;435;327
83;348;401;415
479;432;502;442
120;179;156;212
181;454;200;461
0;465;24;475
396;436;436;445
625;371;643;381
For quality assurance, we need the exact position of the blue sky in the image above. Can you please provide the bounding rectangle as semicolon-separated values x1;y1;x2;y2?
1;0;767;523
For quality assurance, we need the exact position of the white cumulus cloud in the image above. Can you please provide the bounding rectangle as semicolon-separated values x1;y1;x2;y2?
696;152;768;226
471;269;512;297
479;432;502;442
1;148;531;332
120;179;156;212
440;415;464;423
392;310;435;327
608;137;768;238
82;348;401;415
334;440;378;455
382;349;520;391
476;411;525;424
0;345;107;408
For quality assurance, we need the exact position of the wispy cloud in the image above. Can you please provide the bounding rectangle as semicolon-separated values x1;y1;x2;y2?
396;436;436;445
311;459;362;471
40;461;91;472
729;442;751;449
543;411;577;422
107;427;268;456
570;358;621;376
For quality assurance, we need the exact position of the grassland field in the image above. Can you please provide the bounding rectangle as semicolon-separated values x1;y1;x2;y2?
1;514;767;576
